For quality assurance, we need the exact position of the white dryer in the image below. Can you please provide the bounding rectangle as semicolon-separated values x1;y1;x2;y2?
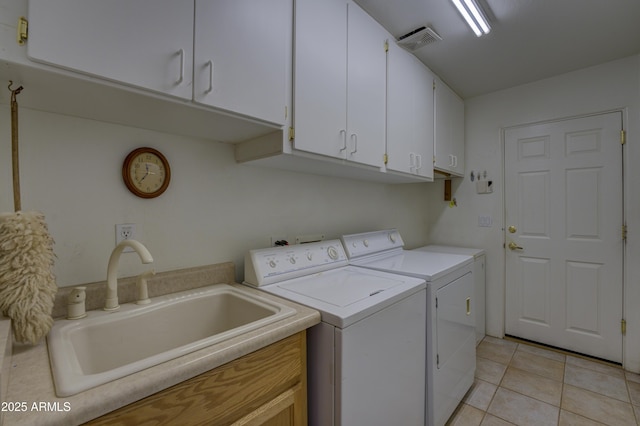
414;245;486;344
341;230;476;426
244;240;426;426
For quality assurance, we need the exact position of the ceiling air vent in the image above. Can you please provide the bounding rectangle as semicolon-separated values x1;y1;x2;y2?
397;26;442;51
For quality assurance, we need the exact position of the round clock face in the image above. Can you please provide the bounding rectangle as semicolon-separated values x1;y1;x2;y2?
122;147;171;198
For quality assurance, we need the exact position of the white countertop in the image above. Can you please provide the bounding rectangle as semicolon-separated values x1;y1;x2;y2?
0;264;320;426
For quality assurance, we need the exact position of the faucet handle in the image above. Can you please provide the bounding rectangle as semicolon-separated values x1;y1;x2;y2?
136;269;155;305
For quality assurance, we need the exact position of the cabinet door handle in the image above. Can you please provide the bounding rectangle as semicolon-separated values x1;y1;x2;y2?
449;154;455;167
176;49;185;85
350;134;358;154
416;154;422;171
409;152;415;170
205;60;213;94
466;297;471;315
453;155;458;168
339;130;347;152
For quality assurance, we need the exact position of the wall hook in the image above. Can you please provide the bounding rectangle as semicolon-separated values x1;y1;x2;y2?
8;80;24;101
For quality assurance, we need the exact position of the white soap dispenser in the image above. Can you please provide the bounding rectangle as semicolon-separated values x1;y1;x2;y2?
67;286;87;319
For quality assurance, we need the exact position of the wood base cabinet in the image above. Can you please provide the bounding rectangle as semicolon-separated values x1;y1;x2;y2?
86;332;307;426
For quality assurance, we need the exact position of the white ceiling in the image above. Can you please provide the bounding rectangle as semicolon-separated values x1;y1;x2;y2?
355;0;640;99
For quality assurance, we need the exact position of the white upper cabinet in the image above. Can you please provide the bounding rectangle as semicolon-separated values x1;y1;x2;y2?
27;0;194;100
434;77;465;176
27;0;291;125
193;0;290;125
386;42;434;180
293;0;387;168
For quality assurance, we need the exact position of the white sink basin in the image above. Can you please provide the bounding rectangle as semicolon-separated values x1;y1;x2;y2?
47;284;296;396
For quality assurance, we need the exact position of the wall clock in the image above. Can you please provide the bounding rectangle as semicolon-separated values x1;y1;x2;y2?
122;147;171;198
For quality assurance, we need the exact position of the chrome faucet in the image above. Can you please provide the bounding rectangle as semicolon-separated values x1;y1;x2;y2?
104;239;153;311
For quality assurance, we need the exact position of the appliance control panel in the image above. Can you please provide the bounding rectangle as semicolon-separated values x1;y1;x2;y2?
244;240;348;286
341;229;404;259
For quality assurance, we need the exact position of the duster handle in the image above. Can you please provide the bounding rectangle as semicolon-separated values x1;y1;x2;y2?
8;81;23;212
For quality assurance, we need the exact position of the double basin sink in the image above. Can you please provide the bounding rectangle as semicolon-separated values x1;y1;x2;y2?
47;284;296;397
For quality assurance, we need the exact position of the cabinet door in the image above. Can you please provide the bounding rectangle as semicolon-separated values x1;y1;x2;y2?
293;0;348;159
387;42;434;178
194;0;291;125
27;0;193;99
434;78;465;176
345;2;387;168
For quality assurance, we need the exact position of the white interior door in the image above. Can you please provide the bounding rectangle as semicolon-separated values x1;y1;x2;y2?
504;112;624;362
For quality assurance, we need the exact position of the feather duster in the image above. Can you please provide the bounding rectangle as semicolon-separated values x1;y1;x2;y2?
0;211;57;344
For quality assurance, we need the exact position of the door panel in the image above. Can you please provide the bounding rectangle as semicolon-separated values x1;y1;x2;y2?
505;112;623;362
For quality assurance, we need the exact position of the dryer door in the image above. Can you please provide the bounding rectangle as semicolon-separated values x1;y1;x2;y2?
435;270;476;426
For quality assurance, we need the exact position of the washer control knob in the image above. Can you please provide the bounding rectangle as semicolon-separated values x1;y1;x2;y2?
307;252;313;261
268;260;277;268
289;257;296;264
363;239;369;247
389;232;397;243
327;246;339;260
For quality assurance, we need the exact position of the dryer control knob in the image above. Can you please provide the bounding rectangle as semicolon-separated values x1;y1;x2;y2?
363;239;369;247
327;246;339;260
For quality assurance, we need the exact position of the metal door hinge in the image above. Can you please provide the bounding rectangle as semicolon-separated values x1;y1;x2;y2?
17;16;28;45
436;354;440;368
622;224;628;241
622;319;627;335
435;298;438;309
383;153;388;165
288;127;295;141
433;80;436;90
621;130;626;145
384;40;389;52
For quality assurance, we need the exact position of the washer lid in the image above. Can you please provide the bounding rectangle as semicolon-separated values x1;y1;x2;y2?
255;266;426;328
278;269;403;306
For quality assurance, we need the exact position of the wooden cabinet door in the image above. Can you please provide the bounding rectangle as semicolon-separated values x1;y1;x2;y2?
27;0;193;99
193;0;291;125
86;332;307;426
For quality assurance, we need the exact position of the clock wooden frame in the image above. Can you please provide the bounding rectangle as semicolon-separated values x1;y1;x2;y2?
122;147;171;199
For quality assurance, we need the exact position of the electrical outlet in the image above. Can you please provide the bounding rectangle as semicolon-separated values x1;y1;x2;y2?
116;223;136;252
270;235;287;247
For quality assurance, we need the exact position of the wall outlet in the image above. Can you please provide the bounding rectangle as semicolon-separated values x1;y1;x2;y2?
270;235;287;247
116;223;136;252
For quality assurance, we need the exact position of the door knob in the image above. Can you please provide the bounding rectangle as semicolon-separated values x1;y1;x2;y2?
508;225;517;234
508;241;523;250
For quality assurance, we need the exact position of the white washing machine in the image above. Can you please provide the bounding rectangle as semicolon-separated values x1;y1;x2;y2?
341;230;476;426
414;245;486;344
244;240;427;426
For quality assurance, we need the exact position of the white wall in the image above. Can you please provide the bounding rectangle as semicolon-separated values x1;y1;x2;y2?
425;55;640;371
0;107;431;287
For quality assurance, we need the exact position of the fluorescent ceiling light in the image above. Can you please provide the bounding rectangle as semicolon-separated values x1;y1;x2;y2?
451;0;491;36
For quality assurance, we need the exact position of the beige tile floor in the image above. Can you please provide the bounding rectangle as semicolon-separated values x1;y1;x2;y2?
447;336;640;426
